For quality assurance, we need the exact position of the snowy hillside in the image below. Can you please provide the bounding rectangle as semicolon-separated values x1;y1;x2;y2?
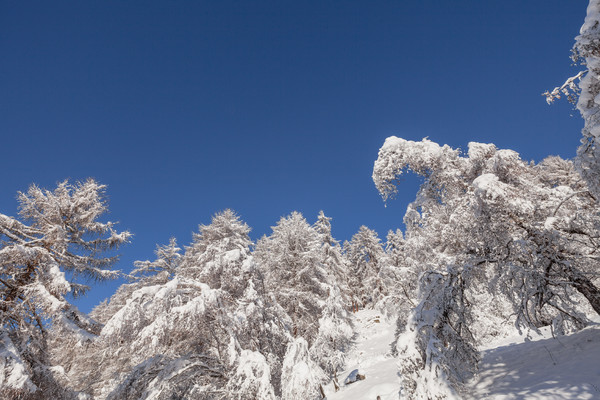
325;309;399;400
467;325;600;399
323;310;600;400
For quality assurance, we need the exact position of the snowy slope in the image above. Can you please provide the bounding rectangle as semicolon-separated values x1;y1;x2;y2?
467;325;600;399
325;309;399;400
322;310;600;399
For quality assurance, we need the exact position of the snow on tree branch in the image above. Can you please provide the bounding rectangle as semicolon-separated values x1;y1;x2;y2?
572;0;600;195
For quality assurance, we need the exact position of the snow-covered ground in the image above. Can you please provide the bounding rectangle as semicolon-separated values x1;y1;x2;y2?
325;309;399;400
467;324;600;399
323;310;600;399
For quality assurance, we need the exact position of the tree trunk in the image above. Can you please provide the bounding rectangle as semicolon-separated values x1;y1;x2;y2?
568;268;600;316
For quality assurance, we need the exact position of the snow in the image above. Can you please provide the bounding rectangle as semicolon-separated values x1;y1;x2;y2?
473;173;506;200
224;248;242;262
325;309;399;400
323;310;600;400
467;142;496;161
0;332;36;392
467;325;600;399
230;350;275;399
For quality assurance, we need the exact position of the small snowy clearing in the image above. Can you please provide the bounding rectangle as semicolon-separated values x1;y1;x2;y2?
325;309;399;400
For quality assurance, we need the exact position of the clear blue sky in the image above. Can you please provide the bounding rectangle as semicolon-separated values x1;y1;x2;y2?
0;0;587;313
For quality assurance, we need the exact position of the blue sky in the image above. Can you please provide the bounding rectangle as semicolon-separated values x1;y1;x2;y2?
0;0;587;312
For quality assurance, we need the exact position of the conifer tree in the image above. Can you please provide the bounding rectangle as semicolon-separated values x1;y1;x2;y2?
345;226;385;310
281;337;326;400
314;211;349;300
310;285;352;390
180;209;253;299
254;212;330;344
0;179;130;398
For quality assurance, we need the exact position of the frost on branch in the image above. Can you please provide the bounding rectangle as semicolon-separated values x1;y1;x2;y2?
130;237;181;286
542;71;585;105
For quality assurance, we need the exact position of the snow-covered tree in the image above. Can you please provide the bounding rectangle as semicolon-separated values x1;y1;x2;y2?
89;238;183;329
344;226;385;309
0;179;130;398
544;0;600;196
396;269;477;399
70;210;301;399
85;278;232;399
254;212;330;343
231;277;292;397
225;349;277;400
366;228;413;318
281;337;326;400
180;209;253;299
84;238;182;336
373;137;600;396
74;211;257;398
310;285;353;389
572;0;600;196
314;212;348;291
130;237;181;285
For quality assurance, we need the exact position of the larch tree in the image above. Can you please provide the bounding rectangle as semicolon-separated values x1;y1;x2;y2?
313;211;349;296
344;226;385;310
179;209;253;300
311;212;353;388
0;179;130;399
88;238;182;327
81;210;257;399
72;209;292;400
129;237;181;286
230;278;292;398
254;212;330;344
280;337;326;400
